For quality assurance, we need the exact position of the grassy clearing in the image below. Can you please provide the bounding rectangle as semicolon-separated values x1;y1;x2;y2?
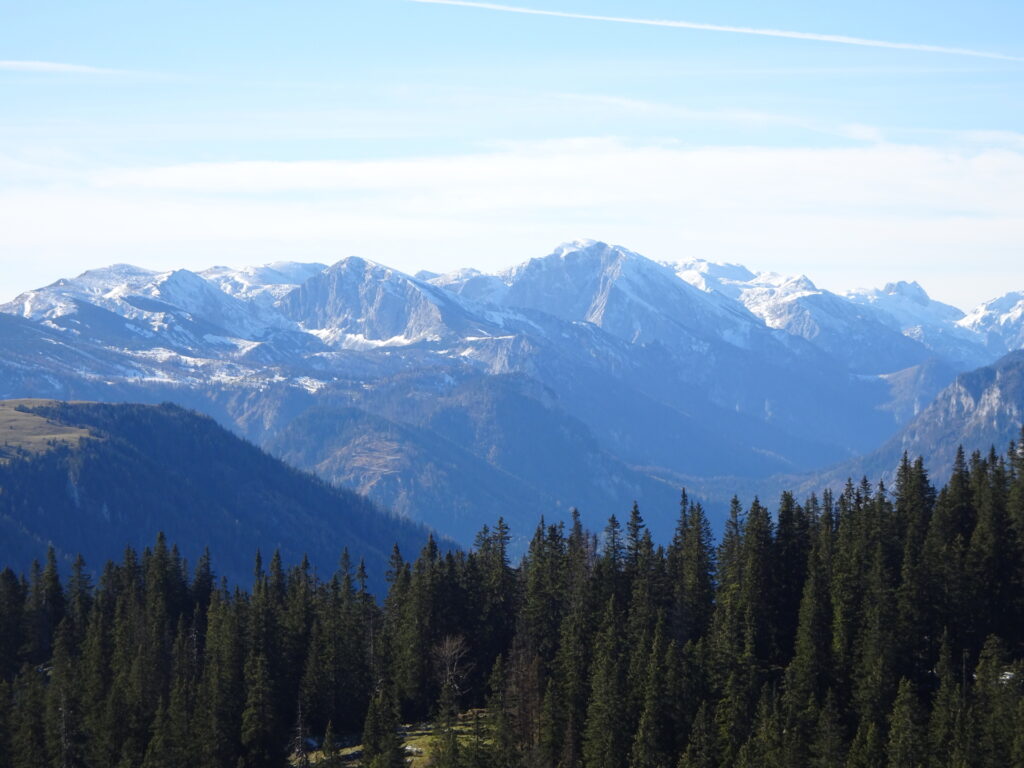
301;709;491;767
0;399;93;463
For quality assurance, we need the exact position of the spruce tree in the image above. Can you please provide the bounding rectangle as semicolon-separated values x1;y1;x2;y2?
65;555;93;647
538;679;560;768
582;599;627;768
886;678;926;768
713;498;775;764
922;448;975;651
894;456;937;686
809;690;845;768
676;701;716;768
195;590;243;768
550;509;594;768
851;541;897;726
966;464;1019;649
661;640;691;758
596;514;625;608
830;481;869;706
140;702;182;768
321;720;338;766
708;497;745;687
11;666;47;768
629;619;672;768
734;686;784;768
107;549;151;768
738;498;775;666
79;572;116;768
773;491;811;660
22;548;64;666
844;719;884;768
240;650;277;768
362;686;405;768
782;497;834;758
624;524;656;730
927;633;963;768
43;620;83;768
971;636;1018;767
486;655;519;768
669;499;715;647
290;698;311;768
0;568;25;681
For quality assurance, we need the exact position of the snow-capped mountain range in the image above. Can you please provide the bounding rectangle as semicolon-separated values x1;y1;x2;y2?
2;239;1022;541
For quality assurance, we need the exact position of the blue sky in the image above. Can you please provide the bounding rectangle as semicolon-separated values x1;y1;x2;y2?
1;0;1022;308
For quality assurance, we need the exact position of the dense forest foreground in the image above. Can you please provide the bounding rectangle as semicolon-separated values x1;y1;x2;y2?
2;443;1024;768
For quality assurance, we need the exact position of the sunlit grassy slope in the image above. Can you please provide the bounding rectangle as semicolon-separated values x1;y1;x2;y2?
0;399;92;462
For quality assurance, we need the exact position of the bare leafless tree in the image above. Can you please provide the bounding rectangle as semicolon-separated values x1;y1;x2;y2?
432;634;473;704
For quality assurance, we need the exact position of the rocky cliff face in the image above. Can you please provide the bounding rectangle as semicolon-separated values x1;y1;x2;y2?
792;351;1024;493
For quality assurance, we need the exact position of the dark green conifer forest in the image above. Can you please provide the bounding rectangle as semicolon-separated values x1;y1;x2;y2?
2;444;1024;767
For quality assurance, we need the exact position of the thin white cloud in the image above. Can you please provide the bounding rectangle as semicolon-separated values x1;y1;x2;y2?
409;0;1024;62
0;60;124;75
3;138;1022;309
82;141;1024;228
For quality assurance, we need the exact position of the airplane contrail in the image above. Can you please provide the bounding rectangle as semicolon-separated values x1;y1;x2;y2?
407;0;1024;62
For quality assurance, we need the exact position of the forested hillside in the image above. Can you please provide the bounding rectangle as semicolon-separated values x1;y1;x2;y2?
1;442;1023;767
0;400;439;588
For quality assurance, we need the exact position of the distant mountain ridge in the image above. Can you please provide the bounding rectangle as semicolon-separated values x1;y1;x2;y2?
803;350;1024;491
1;240;1021;541
675;258;987;372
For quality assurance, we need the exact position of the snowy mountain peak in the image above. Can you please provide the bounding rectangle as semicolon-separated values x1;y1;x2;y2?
429;268;509;305
1;263;156;320
846;281;965;328
757;272;817;294
965;290;1024;319
433;241;653;309
321;255;423;285
202;261;326;304
507;240;639;276
151;268;212;295
840;281;985;368
881;280;931;305
435;267;483;282
59;264;158;299
670;265;947;374
543;240;686;277
790;274;817;291
673;258;756;294
76;263;159;285
278;254;494;347
489;240;763;352
326;255;372;272
675;261;822;314
549;238;606;258
959;291;1024;355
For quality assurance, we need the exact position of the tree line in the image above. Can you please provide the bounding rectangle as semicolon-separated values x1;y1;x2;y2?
1;443;1024;767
